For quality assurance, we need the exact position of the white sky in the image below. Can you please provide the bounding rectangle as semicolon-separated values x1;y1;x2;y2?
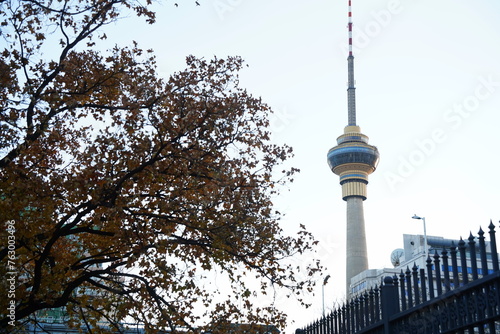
105;0;500;331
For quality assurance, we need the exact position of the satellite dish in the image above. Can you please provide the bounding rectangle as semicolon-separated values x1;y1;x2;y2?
390;248;404;267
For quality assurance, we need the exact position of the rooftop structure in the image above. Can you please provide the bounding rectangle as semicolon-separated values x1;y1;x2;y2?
350;229;498;296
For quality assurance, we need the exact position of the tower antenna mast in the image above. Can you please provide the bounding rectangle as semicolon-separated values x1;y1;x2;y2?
347;0;356;126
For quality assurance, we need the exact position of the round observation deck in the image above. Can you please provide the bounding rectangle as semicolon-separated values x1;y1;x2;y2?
327;125;379;200
327;126;379;176
327;144;379;174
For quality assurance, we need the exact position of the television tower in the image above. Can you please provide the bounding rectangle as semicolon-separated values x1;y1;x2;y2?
327;0;380;295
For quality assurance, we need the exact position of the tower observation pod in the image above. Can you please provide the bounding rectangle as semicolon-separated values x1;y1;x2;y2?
327;0;380;295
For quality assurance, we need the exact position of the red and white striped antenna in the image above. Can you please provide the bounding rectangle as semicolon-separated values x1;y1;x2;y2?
347;0;357;126
348;0;353;57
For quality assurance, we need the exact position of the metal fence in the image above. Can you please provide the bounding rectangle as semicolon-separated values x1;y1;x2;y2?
298;222;500;334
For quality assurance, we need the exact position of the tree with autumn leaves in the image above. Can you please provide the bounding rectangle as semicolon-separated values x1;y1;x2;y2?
0;0;321;333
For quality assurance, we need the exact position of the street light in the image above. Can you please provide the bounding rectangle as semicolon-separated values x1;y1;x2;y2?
322;275;331;317
412;214;428;260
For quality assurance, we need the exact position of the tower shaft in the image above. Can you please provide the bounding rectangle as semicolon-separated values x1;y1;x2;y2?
346;197;368;291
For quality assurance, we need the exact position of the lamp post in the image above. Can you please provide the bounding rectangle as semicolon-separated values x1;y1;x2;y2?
412;214;428;259
322;275;331;317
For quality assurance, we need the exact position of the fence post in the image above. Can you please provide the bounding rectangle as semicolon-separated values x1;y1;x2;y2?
411;264;420;306
477;227;488;276
441;248;451;292
381;276;399;334
419;268;427;302
468;232;478;280
458;237;469;284
433;251;443;296
426;256;435;299
488;221;499;272
405;267;413;307
450;241;460;288
398;270;406;311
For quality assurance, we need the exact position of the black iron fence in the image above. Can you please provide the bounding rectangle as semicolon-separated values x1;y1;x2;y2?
298;221;500;334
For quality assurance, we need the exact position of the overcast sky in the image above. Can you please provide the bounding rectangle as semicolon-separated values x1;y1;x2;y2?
105;0;500;331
